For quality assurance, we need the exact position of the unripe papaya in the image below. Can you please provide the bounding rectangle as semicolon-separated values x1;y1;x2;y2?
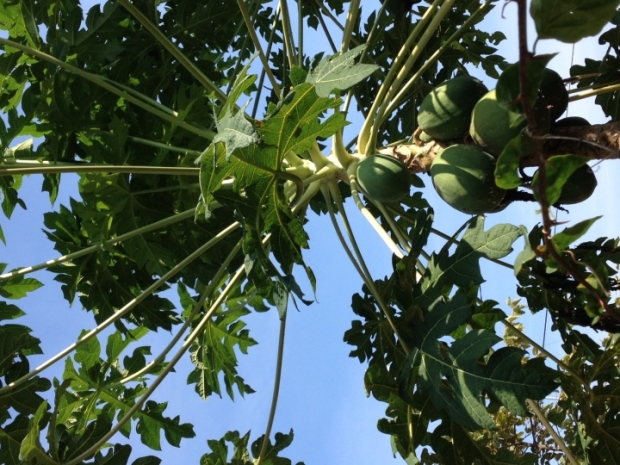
356;154;412;203
537;69;568;122
418;75;488;141
534;164;597;205
470;90;527;156
430;144;506;214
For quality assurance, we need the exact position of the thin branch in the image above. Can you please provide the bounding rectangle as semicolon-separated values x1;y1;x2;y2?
526;400;580;465
279;0;297;68
328;181;410;354
0;221;241;396
0;209;195;280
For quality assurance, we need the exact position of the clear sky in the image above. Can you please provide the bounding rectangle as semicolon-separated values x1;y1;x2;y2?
2;1;617;463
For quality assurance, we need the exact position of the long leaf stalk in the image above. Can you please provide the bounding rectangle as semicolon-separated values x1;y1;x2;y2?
279;0;297;68
357;0;444;153
370;0;457;151
297;0;303;66
0;221;241;396
0;209;196;280
526;400;580;465
87;131;203;156
569;81;620;101
116;0;227;103
501;319;593;398
0;39;215;140
64;260;248;465
382;0;494;120
340;0;361;52
252;4;282;118
342;0;389;115
0;163;199;176
236;0;281;96
347;162;404;258
320;183;368;281
113;239;244;387
328;181;410;354
257;313;287;465
372;201;412;255
315;4;338;53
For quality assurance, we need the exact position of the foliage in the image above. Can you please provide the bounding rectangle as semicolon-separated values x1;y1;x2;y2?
1;0;620;463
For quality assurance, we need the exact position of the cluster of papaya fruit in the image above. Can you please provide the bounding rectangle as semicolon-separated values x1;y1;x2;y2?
419;72;596;214
355;71;597;215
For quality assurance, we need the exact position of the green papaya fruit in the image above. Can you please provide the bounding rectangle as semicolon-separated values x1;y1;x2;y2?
356;154;412;203
470;90;527;157
418;75;488;141
431;144;506;214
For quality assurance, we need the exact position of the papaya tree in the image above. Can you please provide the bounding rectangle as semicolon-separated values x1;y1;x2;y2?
1;0;620;463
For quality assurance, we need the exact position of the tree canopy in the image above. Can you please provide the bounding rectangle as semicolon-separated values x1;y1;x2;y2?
1;0;620;463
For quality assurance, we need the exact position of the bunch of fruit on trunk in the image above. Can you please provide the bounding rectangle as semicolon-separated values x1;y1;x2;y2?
355;71;597;214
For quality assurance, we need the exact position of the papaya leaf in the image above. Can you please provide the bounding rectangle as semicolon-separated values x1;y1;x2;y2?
306;45;379;97
74;329;102;371
514;225;537;276
250;429;305;465
187;304;257;400
531;0;620;43
552;216;602;251
259;83;346;162
19;401;57;465
424;216;522;290
213;102;260;160
0;414;30;465
531;154;587;205
92;444;132;465
135;401;195;450
201;430;252;465
0;275;43;300
495;134;523;189
401;294;559;430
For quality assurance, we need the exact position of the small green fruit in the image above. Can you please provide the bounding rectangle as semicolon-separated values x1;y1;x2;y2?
356;154;412;203
431;144;506;214
470;89;527;156
537;69;568;122
533;164;597;205
418;75;489;141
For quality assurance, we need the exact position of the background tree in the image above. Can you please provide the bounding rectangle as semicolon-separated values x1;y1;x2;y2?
1;0;620;463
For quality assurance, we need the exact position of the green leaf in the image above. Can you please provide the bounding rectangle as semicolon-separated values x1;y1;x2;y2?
74;330;102;370
531;154;587;205
0;275;41;300
424;216;522;289
306;45;379;97
19;401;57;465
531;0;620;43
187;305;257;400
136;401;195;450
494;134;524;189
552;216;602;251
0;324;43;372
213;103;260;160
401;294;558;430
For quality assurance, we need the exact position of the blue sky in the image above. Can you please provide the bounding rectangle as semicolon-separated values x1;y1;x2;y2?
2;1;618;463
